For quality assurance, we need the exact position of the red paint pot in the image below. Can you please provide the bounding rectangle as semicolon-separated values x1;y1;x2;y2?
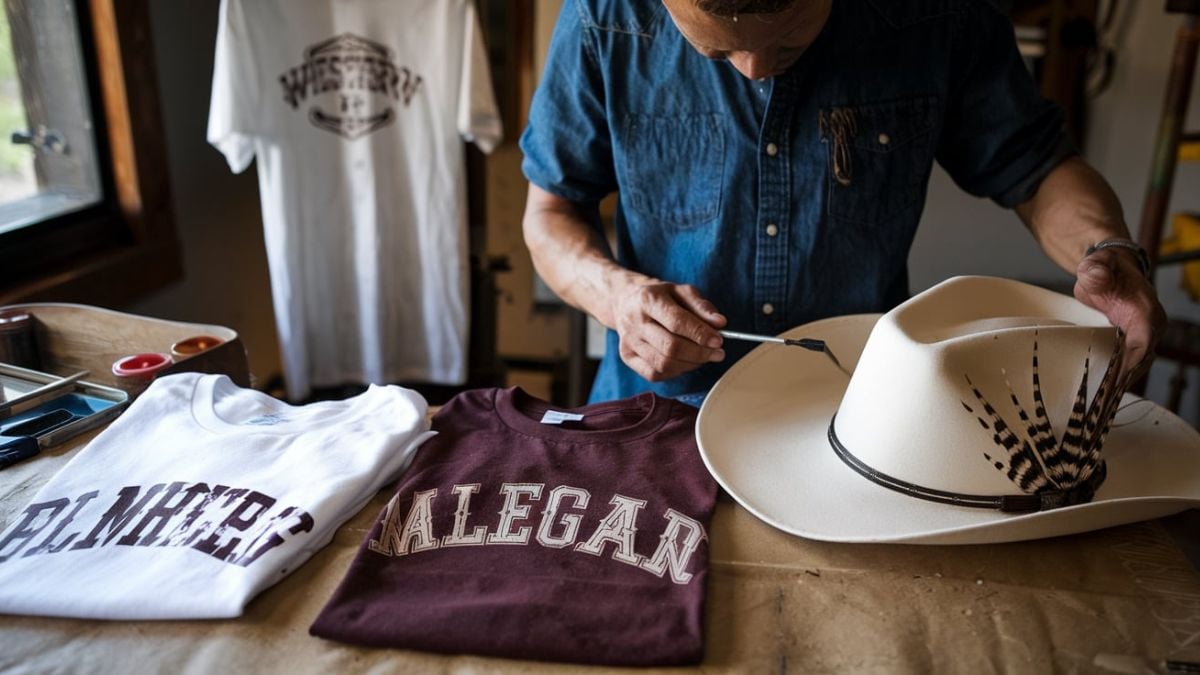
112;353;173;380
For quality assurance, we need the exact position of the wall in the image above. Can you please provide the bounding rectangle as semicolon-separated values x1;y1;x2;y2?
127;1;280;384
911;3;1200;424
129;2;1199;423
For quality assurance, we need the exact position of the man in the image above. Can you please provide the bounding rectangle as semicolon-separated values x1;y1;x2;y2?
520;0;1165;403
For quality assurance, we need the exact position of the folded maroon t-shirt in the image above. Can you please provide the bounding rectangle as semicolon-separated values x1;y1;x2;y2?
310;387;717;666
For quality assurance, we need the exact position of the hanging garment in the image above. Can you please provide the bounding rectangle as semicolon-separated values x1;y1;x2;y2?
0;373;433;619
208;0;503;400
310;387;718;666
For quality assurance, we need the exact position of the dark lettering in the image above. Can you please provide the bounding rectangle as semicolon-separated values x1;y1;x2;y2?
25;491;101;556
233;508;315;567
121;482;210;547
0;498;70;561
72;484;165;550
192;490;275;560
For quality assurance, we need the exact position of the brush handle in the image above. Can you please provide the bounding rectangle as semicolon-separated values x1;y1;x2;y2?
719;330;827;353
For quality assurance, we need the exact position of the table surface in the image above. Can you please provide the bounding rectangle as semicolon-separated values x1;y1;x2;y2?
2;421;1200;674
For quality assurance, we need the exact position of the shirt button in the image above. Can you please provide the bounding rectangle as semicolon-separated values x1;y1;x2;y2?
878;133;891;145
765;223;779;237
766;142;778;157
762;303;775;316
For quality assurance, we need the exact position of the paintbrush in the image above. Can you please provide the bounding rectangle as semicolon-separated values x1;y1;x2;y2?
719;330;851;377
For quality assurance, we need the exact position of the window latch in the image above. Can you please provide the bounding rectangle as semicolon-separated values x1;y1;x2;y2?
11;125;68;155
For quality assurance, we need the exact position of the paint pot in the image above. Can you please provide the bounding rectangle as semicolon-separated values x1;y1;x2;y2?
112;353;172;397
170;335;223;360
0;310;40;370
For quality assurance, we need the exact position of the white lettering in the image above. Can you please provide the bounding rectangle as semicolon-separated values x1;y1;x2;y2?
575;494;647;566
535;486;590;548
639;509;706;584
486;483;543;545
441;483;488;547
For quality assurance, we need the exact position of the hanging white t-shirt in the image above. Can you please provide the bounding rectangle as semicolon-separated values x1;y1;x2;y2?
0;373;434;620
207;0;502;400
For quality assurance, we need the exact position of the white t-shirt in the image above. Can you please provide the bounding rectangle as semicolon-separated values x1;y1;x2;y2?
208;0;502;401
0;373;434;619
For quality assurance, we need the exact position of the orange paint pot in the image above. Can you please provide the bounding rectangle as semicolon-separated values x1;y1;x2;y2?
170;335;223;359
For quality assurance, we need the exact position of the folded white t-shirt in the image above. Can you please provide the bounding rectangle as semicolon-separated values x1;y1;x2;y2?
0;373;433;620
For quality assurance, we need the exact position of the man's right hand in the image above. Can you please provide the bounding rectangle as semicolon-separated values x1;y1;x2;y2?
522;184;727;382
609;273;727;381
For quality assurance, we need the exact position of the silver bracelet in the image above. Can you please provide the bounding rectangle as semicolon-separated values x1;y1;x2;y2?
1084;237;1151;278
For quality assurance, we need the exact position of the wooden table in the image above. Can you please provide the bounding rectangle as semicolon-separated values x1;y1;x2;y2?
2;305;1199;672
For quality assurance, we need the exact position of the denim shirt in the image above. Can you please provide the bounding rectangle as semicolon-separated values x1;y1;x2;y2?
521;0;1071;403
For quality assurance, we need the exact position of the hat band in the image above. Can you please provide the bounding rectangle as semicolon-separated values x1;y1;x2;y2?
827;414;1106;513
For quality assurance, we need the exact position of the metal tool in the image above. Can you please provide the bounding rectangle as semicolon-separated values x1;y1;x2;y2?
719;330;851;377
0;409;77;469
0;369;89;418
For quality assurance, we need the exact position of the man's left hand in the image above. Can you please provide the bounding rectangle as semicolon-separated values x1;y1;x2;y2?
1073;248;1167;383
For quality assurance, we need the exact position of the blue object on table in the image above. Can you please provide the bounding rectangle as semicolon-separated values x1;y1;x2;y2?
0;409;77;469
0;393;116;470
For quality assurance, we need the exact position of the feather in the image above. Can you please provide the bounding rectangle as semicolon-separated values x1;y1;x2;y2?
1076;333;1126;483
964;375;1051;493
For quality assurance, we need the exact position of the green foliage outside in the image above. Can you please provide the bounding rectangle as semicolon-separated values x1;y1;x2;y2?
0;11;33;177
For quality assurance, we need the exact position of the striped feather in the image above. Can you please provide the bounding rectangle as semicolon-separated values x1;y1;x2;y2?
1041;351;1092;486
964;375;1051;493
1076;334;1126;483
960;332;1123;495
1027;334;1061;477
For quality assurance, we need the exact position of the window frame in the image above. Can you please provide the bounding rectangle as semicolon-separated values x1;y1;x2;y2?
0;0;181;306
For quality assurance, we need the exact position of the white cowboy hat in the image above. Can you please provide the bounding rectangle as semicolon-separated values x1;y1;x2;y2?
697;275;1200;544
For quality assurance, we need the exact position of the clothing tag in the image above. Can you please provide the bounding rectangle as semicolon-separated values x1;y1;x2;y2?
245;413;288;426
540;410;585;425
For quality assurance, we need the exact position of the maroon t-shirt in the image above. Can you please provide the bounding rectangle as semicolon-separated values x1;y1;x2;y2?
310;387;717;666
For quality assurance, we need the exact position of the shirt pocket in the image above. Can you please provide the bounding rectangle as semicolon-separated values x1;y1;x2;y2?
820;97;938;225
619;113;726;229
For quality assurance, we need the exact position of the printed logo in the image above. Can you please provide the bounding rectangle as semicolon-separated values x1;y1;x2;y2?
367;481;709;586
279;33;423;140
0;482;314;568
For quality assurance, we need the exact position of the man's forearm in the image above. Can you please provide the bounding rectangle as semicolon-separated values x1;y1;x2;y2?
522;185;633;329
1014;156;1132;273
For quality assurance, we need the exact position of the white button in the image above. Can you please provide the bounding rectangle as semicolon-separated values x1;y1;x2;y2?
762;303;775;315
766;142;778;157
878;133;891;145
765;223;779;237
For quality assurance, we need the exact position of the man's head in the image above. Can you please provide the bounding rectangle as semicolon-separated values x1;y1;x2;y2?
663;0;832;80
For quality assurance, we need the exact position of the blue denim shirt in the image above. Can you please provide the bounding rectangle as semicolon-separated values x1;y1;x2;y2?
521;0;1071;403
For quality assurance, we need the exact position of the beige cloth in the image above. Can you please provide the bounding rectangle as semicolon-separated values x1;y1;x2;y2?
2;430;1199;673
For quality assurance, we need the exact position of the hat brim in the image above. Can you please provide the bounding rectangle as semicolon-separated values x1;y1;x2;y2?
696;314;1200;544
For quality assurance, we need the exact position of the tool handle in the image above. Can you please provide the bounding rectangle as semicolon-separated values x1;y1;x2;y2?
0;370;89;418
0;434;39;469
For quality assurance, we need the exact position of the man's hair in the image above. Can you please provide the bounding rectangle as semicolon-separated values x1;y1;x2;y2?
694;0;796;16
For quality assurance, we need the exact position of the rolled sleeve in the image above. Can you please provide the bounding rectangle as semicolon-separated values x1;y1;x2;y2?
936;1;1074;208
519;1;617;204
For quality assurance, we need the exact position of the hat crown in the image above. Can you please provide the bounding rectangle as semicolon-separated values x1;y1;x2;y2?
833;276;1121;500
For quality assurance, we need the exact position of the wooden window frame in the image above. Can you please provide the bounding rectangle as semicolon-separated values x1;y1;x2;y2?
0;0;181;306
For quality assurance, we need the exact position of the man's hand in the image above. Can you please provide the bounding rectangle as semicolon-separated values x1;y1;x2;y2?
1073;247;1166;382
610;274;727;381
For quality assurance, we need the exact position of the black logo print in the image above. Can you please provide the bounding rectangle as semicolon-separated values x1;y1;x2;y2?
279;33;423;140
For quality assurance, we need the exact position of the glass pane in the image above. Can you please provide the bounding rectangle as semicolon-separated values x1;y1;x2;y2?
0;0;103;236
0;9;35;206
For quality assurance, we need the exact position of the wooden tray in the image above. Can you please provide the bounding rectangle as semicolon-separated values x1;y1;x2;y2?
1;303;250;393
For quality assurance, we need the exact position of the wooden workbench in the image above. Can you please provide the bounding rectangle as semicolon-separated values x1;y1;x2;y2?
1;305;1199;672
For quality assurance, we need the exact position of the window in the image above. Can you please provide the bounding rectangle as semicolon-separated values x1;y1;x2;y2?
0;0;180;307
0;1;103;236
